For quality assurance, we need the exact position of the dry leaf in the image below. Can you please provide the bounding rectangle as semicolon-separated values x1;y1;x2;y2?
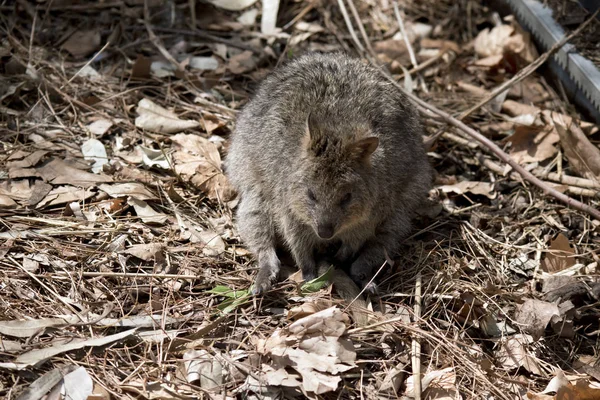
87;119;113;136
261;0;280;35
171;133;235;201
438;181;496;199
405;367;460;399
135;98;200;134
61;30;101;58
37;186;95;208
474;21;534;64
183;349;224;390
207;0;258;11
37;158;112;187
494;334;543;375
98;183;157;201
60;366;94;400
553;118;600;183
189;56;219;71
122;243;165;262
528;370;600;400
542;233;576;273
228;50;257;74
255;307;356;394
515;299;560;340
128;198;168;224
81;138;109;174
505;124;559;164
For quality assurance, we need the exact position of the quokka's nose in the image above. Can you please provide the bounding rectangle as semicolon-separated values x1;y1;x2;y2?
317;224;335;239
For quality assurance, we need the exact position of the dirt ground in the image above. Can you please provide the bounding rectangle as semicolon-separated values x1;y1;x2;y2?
1;0;600;399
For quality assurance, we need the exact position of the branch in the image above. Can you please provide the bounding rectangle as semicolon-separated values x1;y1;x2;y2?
458;8;600;120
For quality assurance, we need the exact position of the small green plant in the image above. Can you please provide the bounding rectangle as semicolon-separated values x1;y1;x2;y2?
207;285;251;314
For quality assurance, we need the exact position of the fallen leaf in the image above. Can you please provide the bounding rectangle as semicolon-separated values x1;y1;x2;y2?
98;183;157;201
171;133;235;201
131;54;152;79
474;21;535;64
197;229;226;256
61;29;101;58
528;370;600;400
207;0;258;11
228;50;257;74
128;198;168;224
81;138;109;173
37;186;95;208
553;118;600;183
255;307;356;394
60;366;94;400
10;366;77;399
438;181;496;199
515;299;560;340
189;56;219;71
374;39;410;65
494;334;543;375
13;328;136;368
183;349;224;390
505;124;559;164
261;0;280;35
542;233;576;273
0;195;17;208
122;243;165;261
139;146;171;169
135;98;200;134
87;119;113;136
37;158;112;187
405;367;459;399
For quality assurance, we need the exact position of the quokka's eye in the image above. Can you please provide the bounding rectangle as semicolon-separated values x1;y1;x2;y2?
307;189;317;202
340;192;352;206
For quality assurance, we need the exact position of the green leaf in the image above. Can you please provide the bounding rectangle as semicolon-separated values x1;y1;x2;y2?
301;265;333;294
207;285;248;299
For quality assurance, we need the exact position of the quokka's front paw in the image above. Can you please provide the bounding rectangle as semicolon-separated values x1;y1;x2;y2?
349;266;378;295
251;259;280;295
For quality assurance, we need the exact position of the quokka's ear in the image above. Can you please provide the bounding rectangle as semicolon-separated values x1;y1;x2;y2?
302;112;327;157
347;136;379;163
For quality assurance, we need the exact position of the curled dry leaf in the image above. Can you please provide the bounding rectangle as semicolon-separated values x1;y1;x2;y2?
438;180;496;199
128;198;168;224
183;349;224;390
207;0;258;11
36;186;95;209
494;334;543;375
135;98;200;134
36;158;112;187
405;367;460;399
228;50;258;74
171;133;235;202
473;21;535;64
87;119;113;136
81;138;109;174
542;233;576;273
553;117;600;183
122;243;165;262
515;299;560;340
528;370;600;400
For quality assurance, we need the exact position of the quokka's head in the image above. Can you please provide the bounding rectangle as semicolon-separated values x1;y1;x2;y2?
289;113;379;240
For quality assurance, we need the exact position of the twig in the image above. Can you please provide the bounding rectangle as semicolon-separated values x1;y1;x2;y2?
283;3;315;30
458;8;600;120
336;0;365;54
346;0;375;57
143;0;184;72
411;272;422;400
393;2;418;69
389;80;600;220
396;49;448;80
481;158;598;198
50;271;200;279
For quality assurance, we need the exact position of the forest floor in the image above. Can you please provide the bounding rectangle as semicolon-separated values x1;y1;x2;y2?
1;1;600;399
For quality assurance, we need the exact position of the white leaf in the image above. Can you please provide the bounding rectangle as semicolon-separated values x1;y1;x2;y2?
135;98;200;134
87;119;113;136
81;138;108;174
189;56;219;71
207;0;258;11
261;0;280;35
61;367;94;400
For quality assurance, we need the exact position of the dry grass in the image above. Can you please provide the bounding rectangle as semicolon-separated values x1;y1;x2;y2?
1;1;599;399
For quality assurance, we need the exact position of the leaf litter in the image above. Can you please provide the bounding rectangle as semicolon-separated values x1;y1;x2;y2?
1;1;600;399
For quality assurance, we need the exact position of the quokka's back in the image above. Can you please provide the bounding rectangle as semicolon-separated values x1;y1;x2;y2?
226;52;431;294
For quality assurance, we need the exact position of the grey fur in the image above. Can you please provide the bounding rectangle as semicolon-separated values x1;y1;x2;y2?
226;52;431;294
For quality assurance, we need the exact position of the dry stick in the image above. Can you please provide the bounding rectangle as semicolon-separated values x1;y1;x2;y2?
458;8;600;120
393;2;417;68
481;158;598;197
411;273;423;400
346;0;376;57
143;0;184;72
336;0;365;54
391;81;600;220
